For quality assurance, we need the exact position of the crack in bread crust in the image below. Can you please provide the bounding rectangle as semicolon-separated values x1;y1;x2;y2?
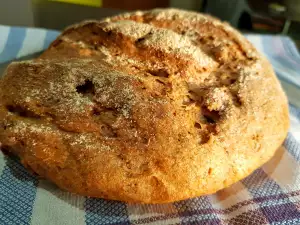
0;8;289;203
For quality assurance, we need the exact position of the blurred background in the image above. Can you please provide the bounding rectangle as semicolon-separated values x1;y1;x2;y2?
0;0;300;47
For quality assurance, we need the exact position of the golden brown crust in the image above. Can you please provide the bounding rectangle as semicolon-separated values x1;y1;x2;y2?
0;8;289;203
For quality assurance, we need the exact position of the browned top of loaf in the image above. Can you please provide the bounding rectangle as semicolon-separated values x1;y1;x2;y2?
0;8;289;203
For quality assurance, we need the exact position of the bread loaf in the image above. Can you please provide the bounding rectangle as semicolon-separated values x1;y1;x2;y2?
0;9;289;203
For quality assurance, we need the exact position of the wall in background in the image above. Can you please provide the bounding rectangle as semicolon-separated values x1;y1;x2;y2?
0;0;34;26
0;0;170;29
170;0;203;11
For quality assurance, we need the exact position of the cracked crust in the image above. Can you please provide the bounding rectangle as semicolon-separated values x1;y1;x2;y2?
0;8;289;203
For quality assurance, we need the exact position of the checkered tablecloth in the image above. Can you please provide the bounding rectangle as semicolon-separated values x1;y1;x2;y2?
0;25;300;225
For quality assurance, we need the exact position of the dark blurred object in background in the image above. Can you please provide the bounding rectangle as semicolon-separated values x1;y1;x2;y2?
203;0;286;32
203;0;300;32
203;0;250;28
202;0;300;48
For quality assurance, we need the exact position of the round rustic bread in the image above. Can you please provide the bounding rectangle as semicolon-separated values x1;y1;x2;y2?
0;8;289;203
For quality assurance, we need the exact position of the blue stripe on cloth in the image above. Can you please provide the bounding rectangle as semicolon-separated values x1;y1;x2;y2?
0;157;38;225
263;36;300;71
174;197;222;224
180;220;221;225
283;37;300;62
85;198;130;225
289;104;300;121
272;218;300;225
276;36;300;66
43;30;60;50
242;169;300;223
0;26;10;55
261;36;300;87
0;27;26;63
275;70;300;89
284;133;300;162
260;203;300;224
289;104;300;119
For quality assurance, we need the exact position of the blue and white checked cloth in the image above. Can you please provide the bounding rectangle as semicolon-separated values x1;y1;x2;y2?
1;25;300;225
